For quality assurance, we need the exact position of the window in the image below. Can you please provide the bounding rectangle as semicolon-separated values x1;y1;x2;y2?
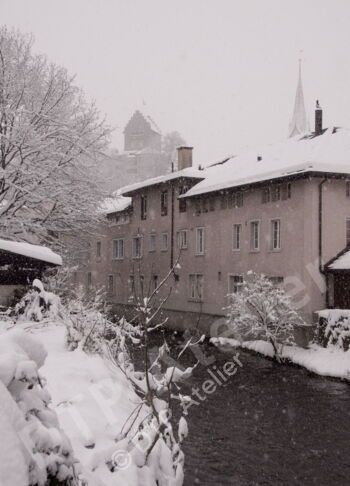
281;183;292;200
268;276;284;286
108;275;114;295
346;218;350;245
132;236;142;258
347;181;350;198
113;213;130;225
96;241;101;258
250;221;260;251
189;274;204;301
113;239;124;260
228;275;243;294
149;233;156;252
161;232;168;251
177;229;188;249
271;185;281;202
161;190;168;216
152;274;158;290
228;192;244;208
201;198;208;213
194;199;201;216
87;272;92;289
235;192;243;207
179;185;188;213
209;197;215;211
262;187;270;203
141;195;147;220
195;227;205;255
232;224;241;251
220;194;228;209
128;275;135;300
271;219;281;250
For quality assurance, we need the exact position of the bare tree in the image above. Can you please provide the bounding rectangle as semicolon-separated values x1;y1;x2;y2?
0;27;111;246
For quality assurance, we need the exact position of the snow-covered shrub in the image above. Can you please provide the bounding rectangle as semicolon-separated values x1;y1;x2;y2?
0;329;78;486
317;310;350;351
14;279;63;322
43;264;79;304
226;272;305;361
64;290;120;353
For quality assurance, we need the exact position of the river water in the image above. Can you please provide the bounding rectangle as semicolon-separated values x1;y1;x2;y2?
134;334;350;485
181;343;350;486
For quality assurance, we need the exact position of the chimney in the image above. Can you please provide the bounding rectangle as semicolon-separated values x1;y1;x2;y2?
177;146;193;171
315;100;323;135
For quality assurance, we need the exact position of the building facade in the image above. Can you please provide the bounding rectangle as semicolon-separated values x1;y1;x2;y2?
74;110;350;336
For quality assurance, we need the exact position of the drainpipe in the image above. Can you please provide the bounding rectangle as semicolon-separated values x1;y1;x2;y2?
318;177;328;306
170;184;175;269
170;162;175;269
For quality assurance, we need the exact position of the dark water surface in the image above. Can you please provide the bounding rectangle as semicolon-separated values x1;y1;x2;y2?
182;344;350;486
135;335;350;486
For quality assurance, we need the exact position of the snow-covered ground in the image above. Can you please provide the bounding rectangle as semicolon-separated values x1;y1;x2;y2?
0;321;159;486
211;337;350;380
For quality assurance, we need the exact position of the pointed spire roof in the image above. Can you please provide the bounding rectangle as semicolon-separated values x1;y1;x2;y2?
289;59;309;137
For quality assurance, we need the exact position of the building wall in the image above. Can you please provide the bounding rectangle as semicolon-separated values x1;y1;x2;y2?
76;175;350;334
77;175;350;329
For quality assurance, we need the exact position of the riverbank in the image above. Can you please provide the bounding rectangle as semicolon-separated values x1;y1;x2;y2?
210;337;350;380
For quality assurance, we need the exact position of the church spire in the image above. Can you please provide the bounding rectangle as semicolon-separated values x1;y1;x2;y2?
288;58;309;137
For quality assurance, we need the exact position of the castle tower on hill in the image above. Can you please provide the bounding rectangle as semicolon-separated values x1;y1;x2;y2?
124;110;161;152
102;110;170;191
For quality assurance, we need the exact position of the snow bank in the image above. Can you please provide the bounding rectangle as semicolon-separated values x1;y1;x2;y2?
211;337;350;380
0;238;62;266
23;322;171;486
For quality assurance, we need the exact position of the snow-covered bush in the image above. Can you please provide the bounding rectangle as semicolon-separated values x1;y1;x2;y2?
226;272;305;361
317;310;350;351
0;329;78;486
14;279;62;322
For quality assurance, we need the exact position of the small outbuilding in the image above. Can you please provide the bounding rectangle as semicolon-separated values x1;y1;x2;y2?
325;247;350;309
0;239;62;307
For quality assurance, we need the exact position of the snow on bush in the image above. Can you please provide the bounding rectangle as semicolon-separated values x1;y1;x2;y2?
15;279;62;322
317;309;350;351
0;328;78;486
226;272;305;361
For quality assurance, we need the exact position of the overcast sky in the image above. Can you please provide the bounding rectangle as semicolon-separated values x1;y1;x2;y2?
1;0;350;165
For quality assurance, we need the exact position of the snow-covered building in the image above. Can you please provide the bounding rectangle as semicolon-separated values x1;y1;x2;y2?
75;98;350;341
0;239;62;306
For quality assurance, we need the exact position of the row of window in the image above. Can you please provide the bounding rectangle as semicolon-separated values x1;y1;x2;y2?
111;228;204;259
99;220;281;260
87;272;283;302
138;183;292;221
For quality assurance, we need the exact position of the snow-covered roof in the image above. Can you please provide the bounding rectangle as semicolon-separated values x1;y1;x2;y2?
183;127;350;198
328;249;350;270
0;239;62;266
99;195;132;214
119;167;204;195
